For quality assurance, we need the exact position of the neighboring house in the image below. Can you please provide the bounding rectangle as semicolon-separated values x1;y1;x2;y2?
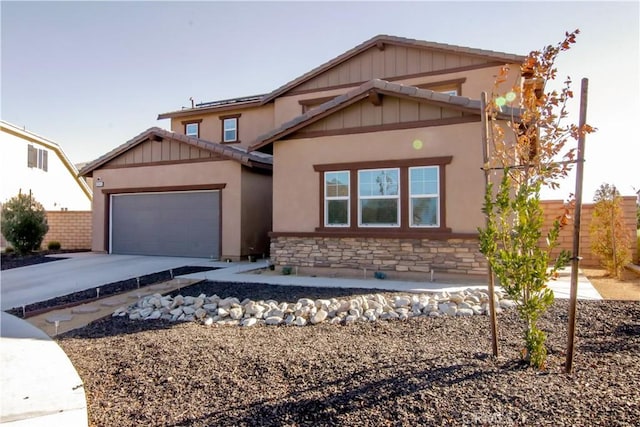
0;120;92;210
81;35;524;269
79;128;272;259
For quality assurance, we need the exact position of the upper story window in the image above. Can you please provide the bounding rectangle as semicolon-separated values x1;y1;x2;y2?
299;96;335;114
417;77;465;97
27;144;48;172
220;114;241;143
182;119;202;138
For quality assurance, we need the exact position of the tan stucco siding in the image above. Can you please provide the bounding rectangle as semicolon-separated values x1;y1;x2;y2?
241;170;273;257
90;161;243;257
272;122;486;233
170;104;274;149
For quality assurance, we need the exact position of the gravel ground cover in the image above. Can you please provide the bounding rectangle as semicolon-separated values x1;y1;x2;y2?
57;281;640;427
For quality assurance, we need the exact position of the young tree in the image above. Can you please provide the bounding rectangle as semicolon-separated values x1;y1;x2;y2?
1;190;49;255
590;183;631;277
478;30;595;369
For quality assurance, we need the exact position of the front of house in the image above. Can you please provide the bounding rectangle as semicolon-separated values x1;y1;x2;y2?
81;35;524;269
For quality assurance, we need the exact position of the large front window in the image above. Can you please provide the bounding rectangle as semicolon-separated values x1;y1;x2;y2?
358;169;399;227
325;171;349;226
315;156;451;233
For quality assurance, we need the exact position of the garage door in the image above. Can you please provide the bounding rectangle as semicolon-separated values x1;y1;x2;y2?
110;191;220;258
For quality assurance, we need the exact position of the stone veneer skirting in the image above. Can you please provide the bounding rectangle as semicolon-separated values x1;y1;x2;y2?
270;236;487;275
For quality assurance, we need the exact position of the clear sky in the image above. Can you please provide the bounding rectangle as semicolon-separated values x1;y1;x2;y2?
2;1;638;200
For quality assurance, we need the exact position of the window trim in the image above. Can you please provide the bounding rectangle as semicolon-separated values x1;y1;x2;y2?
324;170;350;227
220;114;241;143
314;156;452;234
408;166;440;228
27;144;48;172
417;77;465;96
357;168;400;228
181;119;202;138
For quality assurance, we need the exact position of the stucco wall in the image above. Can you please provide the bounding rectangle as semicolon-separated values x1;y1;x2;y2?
272;122;487;233
90;161;243;257
170;104;275;149
241;169;273;258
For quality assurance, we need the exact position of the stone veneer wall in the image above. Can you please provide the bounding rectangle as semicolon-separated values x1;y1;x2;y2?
271;197;638;274
271;236;487;275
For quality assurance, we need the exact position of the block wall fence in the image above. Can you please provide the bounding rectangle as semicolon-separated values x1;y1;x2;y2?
0;211;92;251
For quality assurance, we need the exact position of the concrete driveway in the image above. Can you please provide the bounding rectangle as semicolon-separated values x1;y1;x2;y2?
0;252;219;311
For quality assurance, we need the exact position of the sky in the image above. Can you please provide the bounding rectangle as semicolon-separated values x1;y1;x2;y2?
1;0;638;200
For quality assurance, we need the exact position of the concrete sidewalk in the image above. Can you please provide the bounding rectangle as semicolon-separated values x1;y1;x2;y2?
0;252;220;311
0;312;87;426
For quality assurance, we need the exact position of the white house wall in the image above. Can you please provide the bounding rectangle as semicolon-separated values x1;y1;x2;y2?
0;127;91;210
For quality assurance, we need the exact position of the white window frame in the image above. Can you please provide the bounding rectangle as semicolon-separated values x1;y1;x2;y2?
185;122;199;137
409;166;440;228
223;117;238;142
324;171;350;227
358;168;400;228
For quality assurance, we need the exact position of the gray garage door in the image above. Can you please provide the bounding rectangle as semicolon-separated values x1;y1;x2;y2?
110;191;220;258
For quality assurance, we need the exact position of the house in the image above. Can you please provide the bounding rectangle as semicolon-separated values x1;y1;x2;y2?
78;128;272;259
0;120;92;211
81;35;524;268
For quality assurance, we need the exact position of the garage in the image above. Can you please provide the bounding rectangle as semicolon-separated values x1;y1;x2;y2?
110;190;220;258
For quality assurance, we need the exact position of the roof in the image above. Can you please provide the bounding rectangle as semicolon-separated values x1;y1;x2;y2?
0;120;93;201
78;127;273;176
260;34;527;104
250;79;521;152
157;94;264;120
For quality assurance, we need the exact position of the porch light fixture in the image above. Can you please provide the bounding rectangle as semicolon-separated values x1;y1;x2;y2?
95;178;104;188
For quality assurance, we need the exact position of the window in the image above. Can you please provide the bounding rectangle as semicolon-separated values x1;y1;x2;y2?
409;166;439;227
358;168;400;227
27;144;48;171
314;156;451;234
220;114;241;143
417;78;465;97
324;171;349;226
185;122;199;137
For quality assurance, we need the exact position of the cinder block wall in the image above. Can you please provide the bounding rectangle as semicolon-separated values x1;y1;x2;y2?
42;211;92;250
540;196;638;267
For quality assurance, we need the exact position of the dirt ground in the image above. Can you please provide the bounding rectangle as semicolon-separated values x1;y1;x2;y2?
583;266;640;301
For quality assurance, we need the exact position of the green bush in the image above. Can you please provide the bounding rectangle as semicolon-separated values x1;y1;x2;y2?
4;246;15;254
0;191;49;255
47;241;61;251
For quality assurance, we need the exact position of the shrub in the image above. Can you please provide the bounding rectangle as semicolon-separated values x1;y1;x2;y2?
47;241;61;251
590;183;631;278
0;191;49;255
4;246;15;254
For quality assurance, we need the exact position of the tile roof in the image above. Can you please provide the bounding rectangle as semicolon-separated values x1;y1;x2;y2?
260;34;527;104
249;79;521;152
78;127;272;176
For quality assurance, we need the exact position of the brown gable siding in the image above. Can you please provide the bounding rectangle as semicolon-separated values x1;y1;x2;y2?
292;45;491;95
105;138;217;167
291;96;464;137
